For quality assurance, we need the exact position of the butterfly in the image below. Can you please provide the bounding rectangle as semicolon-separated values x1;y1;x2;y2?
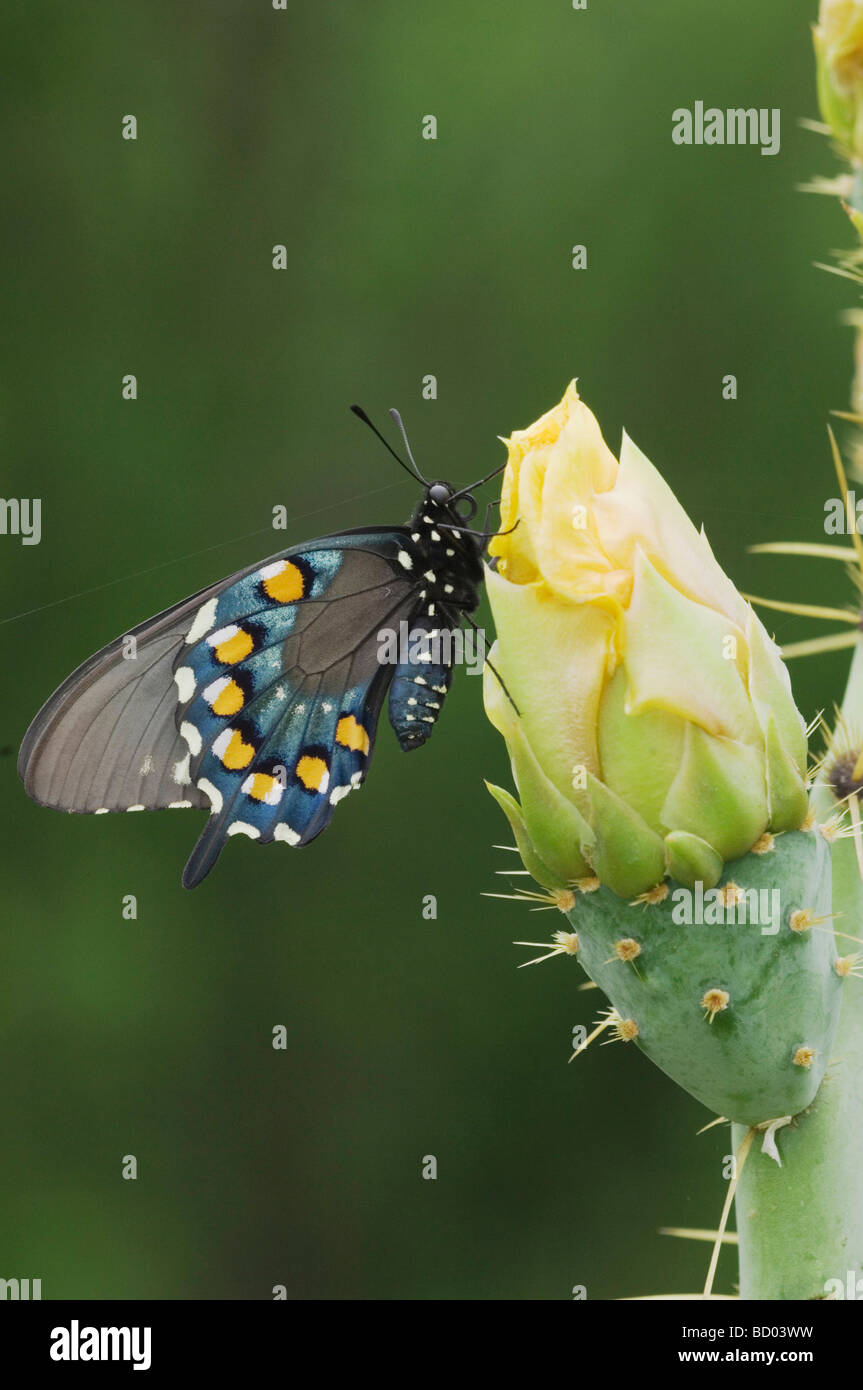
18;407;512;888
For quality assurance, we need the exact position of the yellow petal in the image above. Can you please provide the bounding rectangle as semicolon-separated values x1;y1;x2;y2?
592;433;750;626
490;381;618;585
622;549;759;745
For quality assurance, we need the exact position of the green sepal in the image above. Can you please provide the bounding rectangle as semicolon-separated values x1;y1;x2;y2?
597;666;684;834
764;714;810;832
663;830;723;888
662;723;768;862
584;772;666;897
504;720;594;883
484;782;569;891
745;609;808;776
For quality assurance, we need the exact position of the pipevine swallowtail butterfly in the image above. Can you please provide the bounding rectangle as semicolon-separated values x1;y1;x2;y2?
18;407;512;888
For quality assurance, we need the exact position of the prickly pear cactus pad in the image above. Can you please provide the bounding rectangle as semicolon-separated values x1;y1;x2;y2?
564;829;840;1126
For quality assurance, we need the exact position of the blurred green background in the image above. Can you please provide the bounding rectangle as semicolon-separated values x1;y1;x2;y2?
0;0;853;1299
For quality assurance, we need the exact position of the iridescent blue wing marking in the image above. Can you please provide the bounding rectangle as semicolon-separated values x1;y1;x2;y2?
178;542;416;887
19;531;416;886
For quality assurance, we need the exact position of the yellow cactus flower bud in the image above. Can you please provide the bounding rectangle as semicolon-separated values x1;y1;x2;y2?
484;383;809;899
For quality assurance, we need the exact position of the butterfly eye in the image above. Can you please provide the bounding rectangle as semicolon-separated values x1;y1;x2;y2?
428;483;452;506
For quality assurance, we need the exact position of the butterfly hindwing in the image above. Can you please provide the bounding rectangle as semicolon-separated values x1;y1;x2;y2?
16;573;248;817
178;555;417;887
19;533;417;885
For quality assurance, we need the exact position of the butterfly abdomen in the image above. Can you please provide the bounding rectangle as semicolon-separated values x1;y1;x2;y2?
387;617;454;752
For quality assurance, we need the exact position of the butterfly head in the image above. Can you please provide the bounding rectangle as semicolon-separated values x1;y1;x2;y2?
427;481;454;507
424;479;476;521
408;480;482;540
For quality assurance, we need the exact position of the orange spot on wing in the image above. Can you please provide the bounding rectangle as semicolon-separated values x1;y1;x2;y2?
211;680;244;716
215;629;254;665
248;773;278;802
336;715;370;755
221;730;255;770
296;754;328;791
264;561;305;604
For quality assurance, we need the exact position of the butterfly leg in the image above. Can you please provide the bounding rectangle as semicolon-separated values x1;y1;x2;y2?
461;612;520;716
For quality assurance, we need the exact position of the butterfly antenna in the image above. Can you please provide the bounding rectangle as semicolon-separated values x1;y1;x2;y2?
350;404;424;485
388;408;429;485
450;459;508;503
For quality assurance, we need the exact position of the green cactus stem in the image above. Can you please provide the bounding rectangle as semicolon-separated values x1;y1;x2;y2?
731;641;863;1301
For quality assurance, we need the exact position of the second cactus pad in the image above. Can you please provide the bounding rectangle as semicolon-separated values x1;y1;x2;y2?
567;828;841;1126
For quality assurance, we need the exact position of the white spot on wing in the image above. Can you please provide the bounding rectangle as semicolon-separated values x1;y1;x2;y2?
185;597;219;645
211;728;234;763
203;675;231;707
172;752;191;786
197;778;223;814
174;666;196;703
180;720;203;757
207;623;240;649
397;550;413;570
275;824;301;845
227;821;260;839
168;800;192;809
